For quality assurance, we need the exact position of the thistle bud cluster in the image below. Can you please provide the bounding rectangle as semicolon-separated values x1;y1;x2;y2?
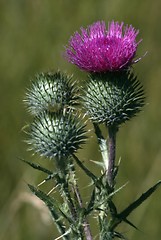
25;72;87;165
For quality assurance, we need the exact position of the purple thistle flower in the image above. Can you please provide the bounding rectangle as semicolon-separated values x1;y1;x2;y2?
65;21;142;73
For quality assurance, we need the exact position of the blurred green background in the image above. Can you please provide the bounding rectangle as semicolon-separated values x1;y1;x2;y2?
1;0;161;239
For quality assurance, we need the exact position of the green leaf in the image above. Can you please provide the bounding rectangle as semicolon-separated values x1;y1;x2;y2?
28;184;58;211
118;180;161;220
86;188;96;214
123;218;138;230
72;154;97;182
28;184;69;239
90;160;105;168
20;158;52;175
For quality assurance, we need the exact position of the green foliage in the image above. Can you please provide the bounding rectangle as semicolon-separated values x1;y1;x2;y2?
116;180;161;227
20;158;53;175
25;151;161;239
28;184;69;239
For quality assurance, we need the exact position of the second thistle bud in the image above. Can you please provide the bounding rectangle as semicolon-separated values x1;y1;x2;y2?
25;71;79;115
27;111;87;163
83;70;145;127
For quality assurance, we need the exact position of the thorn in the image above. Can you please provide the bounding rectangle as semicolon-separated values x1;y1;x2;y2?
54;229;71;240
117;157;121;166
37;179;46;187
47;185;58;195
133;51;148;64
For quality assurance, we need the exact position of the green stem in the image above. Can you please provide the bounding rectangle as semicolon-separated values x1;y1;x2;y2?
93;123;118;238
93;123;118;188
57;172;77;221
55;158;77;221
93;123;109;171
74;184;93;240
70;158;93;240
107;126;117;189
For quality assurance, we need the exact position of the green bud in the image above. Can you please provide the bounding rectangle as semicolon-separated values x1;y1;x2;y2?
27;111;87;160
83;70;145;127
25;71;79;115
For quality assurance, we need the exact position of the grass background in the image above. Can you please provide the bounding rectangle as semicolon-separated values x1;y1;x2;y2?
1;0;161;239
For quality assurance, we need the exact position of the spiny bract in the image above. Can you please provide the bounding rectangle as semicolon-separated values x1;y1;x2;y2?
83;71;145;127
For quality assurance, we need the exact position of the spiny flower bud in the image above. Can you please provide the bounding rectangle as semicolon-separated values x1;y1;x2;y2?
83;71;145;127
25;71;79;115
27;111;87;161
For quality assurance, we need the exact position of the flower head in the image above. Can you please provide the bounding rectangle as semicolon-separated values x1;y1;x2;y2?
65;21;141;72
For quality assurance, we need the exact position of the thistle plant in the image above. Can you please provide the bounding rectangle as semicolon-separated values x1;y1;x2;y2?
23;21;161;240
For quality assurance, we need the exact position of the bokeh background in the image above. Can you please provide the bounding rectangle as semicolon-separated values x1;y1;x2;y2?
1;0;161;239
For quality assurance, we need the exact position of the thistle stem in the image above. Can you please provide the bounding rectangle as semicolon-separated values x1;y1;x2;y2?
70;157;93;240
107;126;117;189
74;183;93;240
93;123;118;189
56;172;77;220
93;123;109;170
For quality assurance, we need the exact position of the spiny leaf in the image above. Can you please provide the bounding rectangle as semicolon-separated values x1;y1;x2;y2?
86;188;96;214
28;184;58;208
20;158;52;175
108;199;118;217
113;231;126;239
28;184;69;239
123;218;138;230
58;207;74;225
118;180;161;220
72;154;97;182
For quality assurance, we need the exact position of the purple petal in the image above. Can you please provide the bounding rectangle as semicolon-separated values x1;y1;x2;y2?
65;21;141;73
